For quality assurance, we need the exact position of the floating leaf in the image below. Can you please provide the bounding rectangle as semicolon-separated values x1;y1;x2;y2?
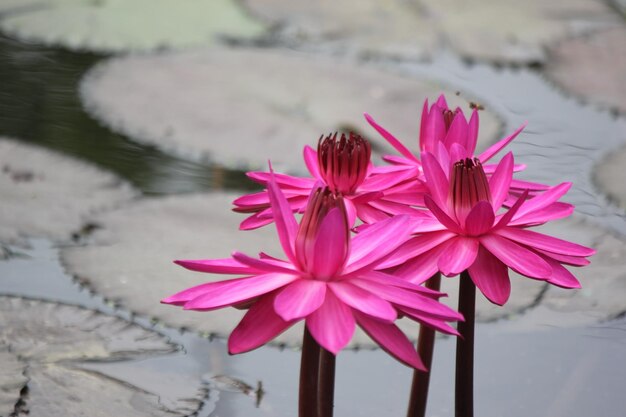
80;48;500;173
0;0;265;53
0;138;136;245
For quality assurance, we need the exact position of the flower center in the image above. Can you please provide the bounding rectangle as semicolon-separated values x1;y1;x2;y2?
448;158;492;226
295;187;349;279
317;132;371;195
442;109;458;131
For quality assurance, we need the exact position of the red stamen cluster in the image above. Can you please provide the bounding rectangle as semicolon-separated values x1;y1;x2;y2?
449;158;492;225
318;132;371;195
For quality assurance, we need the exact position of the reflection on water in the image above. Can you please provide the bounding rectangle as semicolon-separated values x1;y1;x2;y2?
0;35;257;195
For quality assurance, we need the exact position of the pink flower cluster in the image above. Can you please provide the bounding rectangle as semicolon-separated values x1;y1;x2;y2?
162;94;594;369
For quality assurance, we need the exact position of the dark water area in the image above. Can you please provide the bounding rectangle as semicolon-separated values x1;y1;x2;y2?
0;35;257;195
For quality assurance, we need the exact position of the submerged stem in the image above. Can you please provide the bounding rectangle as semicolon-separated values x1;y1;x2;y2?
406;273;442;417
318;347;336;417
300;327;321;417
455;270;476;417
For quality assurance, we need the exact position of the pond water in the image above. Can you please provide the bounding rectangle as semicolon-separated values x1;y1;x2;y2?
1;32;625;417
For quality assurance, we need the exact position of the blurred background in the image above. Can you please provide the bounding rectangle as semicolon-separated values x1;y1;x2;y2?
0;1;625;416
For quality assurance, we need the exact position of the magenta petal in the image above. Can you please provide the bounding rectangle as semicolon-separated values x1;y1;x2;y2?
494;189;529;229
467;245;511;305
488;152;514;210
228;293;294;354
306;291;355;354
393;243;448;284
329;281;397;322
534;248;590;266
464;201;495;236
267;169;299;264
509;202;574;226
274;279;327;321
239;211;274;231
480;234;552;278
303;145;322;180
232;251;296;273
438;237;479;276
346;214;412;273
247;171;315;189
174;258;261;275
354;311;425;370
421;152;450;210
466;110;479;155
376;230;456;269
424;195;462;234
182;273;298;310
513;182;572;220
398;307;460;336
542;257;582;289
364;113;417;162
478;124;525;163
310;207;348;277
443;113;468;149
495;227;596;257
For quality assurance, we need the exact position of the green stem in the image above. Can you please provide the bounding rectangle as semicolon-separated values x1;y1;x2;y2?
406;273;442;417
299;327;321;417
455;270;475;417
317;347;336;417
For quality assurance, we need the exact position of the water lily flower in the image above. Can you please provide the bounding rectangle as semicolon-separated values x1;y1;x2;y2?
163;178;462;369
387;151;595;305
364;94;548;208
233;132;416;230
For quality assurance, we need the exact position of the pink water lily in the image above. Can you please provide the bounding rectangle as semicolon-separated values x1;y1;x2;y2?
365;94;547;209
233;132;416;230
163;177;462;369
388;151;595;305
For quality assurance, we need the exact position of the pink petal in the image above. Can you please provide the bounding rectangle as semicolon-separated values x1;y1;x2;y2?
494;189;529;229
464;201;495;236
228;293;294;354
421;152;450;210
488;152;514;210
422;106;446;153
419;99;430;152
443;112;468;149
232;191;270;209
267;168;299;264
513;182;572;220
466;110;479;155
274;279;327;321
533;248;590;266
306;291;355;354
541;257;582;289
354;312;425;370
303;145;322;180
181;273;298;310
329;281;397;322
509;202;573;226
398;307;460;336
392;243;449;284
495;227;595;257
478;124;525;163
174;258;261;275
376;230;457;269
309;207;349;277
448;143;466;166
510;178;549;191
232;251;297;273
345;214;412;273
480;234;552;278
438;237;479;276
239;212;274;230
364;113;418;162
467;245;511;305
247;171;315;189
424;195;462;234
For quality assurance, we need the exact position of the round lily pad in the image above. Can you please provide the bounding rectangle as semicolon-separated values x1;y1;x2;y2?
0;138;136;245
80;47;500;173
0;0;265;53
546;27;626;114
0;296;202;416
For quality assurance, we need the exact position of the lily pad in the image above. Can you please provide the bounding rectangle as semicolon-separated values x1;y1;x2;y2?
0;138;136;245
595;144;626;210
0;347;27;417
80;48;500;173
0;0;265;53
0;296;202;416
244;0;617;63
546;27;626;114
